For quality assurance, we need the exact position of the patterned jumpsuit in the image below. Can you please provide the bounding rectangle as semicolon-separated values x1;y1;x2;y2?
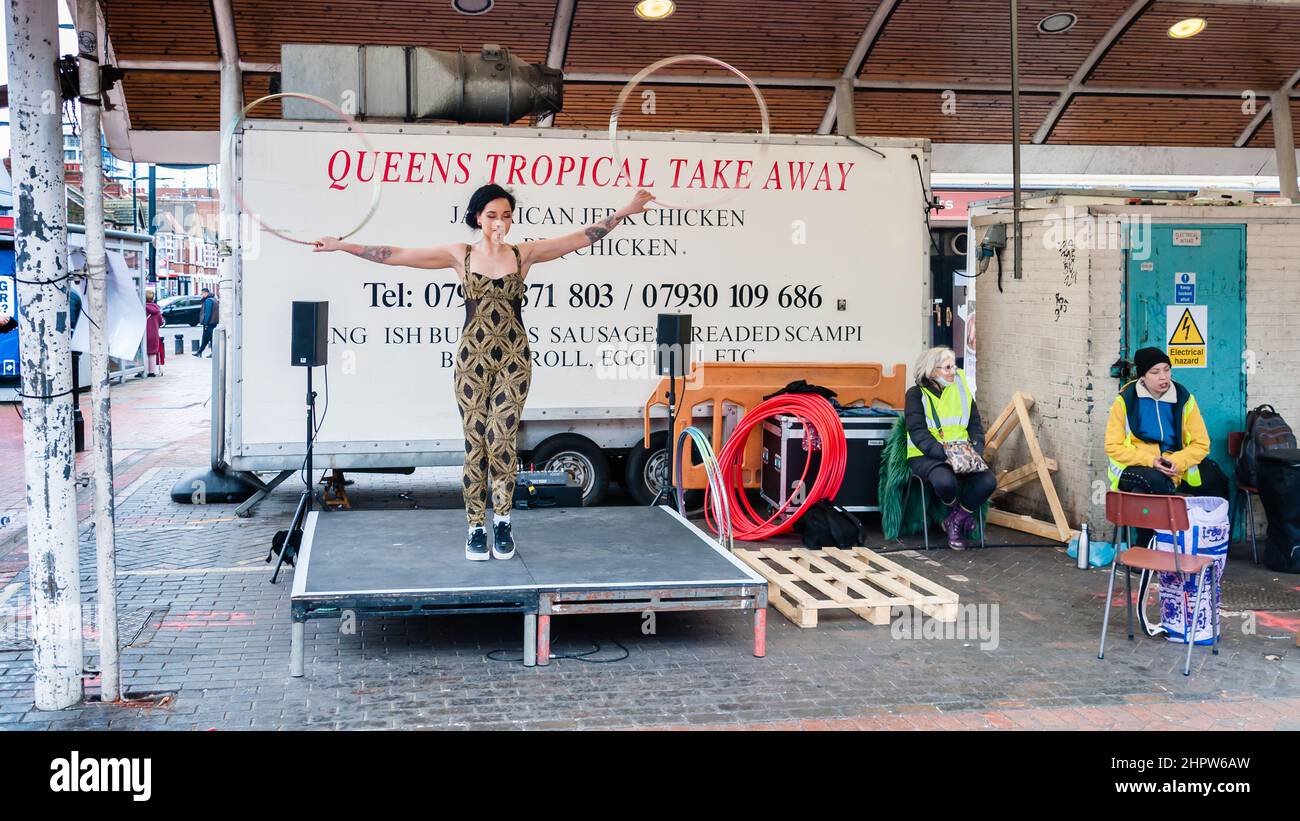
455;244;533;526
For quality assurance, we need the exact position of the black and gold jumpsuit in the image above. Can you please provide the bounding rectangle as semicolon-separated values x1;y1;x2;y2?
455;244;533;526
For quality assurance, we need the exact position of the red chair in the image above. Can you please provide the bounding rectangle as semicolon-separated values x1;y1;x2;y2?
1097;491;1219;676
1227;431;1261;565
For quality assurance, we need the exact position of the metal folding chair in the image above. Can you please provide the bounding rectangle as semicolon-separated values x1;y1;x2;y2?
905;472;986;550
1097;491;1219;676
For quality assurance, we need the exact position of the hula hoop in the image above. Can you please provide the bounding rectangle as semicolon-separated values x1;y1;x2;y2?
220;92;383;245
608;54;771;211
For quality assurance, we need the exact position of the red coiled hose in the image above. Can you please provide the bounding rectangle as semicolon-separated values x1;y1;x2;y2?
705;393;848;541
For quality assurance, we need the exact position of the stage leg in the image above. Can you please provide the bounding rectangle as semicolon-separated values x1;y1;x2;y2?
290;621;305;677
753;607;767;658
538;614;551;667
524;614;537;667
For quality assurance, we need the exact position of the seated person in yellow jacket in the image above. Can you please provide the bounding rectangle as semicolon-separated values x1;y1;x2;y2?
1104;346;1229;503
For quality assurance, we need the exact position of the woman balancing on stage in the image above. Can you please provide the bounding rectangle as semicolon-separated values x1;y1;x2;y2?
314;184;654;562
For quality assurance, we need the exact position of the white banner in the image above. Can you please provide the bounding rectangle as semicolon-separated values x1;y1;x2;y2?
69;249;146;360
236;125;927;457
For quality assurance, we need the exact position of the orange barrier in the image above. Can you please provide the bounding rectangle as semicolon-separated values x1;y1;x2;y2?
642;362;907;490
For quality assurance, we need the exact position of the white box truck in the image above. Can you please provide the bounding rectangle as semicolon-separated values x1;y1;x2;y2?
224;121;931;505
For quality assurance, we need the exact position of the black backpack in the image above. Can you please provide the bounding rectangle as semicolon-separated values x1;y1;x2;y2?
1241;404;1296;487
794;500;866;549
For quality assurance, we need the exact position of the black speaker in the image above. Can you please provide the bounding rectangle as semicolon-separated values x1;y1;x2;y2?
656;313;692;375
291;301;328;367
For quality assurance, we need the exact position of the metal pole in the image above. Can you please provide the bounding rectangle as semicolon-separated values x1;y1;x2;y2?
147;163;156;280
1272;90;1300;201
130;162;138;231
215;32;243;471
1010;0;1023;280
78;0;120;704
5;0;85;710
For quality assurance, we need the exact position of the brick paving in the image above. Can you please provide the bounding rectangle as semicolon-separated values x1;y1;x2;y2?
1;351;1298;731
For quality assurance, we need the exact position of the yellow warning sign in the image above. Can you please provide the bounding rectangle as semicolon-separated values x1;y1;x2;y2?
1168;346;1206;367
1165;305;1208;368
1168;308;1205;345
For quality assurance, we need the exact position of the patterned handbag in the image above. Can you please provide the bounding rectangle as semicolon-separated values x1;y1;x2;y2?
925;393;988;474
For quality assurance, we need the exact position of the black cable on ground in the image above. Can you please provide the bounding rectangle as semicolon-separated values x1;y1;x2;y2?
486;636;630;665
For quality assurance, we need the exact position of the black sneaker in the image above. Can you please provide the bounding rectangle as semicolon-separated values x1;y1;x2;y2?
492;521;516;560
465;526;489;561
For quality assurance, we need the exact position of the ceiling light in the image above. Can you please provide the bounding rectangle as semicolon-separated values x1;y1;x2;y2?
1168;17;1207;38
635;0;676;20
452;0;493;15
1037;12;1078;34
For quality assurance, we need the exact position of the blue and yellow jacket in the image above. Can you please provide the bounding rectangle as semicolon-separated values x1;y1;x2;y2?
1104;379;1209;489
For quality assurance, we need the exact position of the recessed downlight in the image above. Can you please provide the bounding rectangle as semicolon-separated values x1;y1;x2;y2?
1168;17;1207;38
635;0;676;20
1037;12;1078;34
452;0;493;15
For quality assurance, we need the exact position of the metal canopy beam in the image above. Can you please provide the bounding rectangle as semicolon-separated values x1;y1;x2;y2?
1032;0;1153;145
116;59;278;73
564;71;1297;99
1235;67;1300;147
817;0;900;135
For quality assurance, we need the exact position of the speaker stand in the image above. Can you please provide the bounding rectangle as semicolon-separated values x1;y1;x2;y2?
271;365;327;584
650;351;679;509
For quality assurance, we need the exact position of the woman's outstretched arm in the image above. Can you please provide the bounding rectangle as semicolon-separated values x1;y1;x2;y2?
519;189;654;267
312;238;461;270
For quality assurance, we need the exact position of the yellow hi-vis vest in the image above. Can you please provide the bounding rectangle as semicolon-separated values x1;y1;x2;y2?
1105;380;1203;491
906;369;973;459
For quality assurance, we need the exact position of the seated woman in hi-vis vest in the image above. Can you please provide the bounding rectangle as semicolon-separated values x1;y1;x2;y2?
1104;346;1229;503
904;346;997;550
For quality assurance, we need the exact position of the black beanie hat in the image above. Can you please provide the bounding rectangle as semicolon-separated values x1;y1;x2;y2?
1134;346;1171;377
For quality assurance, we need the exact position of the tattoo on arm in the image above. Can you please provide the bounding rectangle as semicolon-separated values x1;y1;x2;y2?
356;245;393;264
584;216;621;244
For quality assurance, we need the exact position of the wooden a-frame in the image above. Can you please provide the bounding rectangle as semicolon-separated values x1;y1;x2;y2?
981;392;1077;543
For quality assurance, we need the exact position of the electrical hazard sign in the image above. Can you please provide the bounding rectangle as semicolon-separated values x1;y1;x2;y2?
1166;305;1208;368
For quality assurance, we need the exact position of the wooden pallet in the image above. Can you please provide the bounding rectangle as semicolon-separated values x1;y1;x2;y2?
735;546;959;628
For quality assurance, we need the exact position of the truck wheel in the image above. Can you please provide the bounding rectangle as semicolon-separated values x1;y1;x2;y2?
625;432;705;509
531;435;609;507
626;432;669;506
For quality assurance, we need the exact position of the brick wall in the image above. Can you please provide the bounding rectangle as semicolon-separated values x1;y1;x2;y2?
976;205;1300;531
1245;221;1300;421
974;209;1099;529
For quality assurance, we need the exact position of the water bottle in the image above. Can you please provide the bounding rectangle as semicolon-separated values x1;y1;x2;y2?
1076;522;1090;569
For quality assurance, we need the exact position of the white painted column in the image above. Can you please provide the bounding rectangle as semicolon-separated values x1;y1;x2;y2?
1271;91;1300;201
214;3;242;471
5;0;85;709
78;0;120;703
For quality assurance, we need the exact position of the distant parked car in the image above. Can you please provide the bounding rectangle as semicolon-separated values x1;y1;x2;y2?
159;294;203;326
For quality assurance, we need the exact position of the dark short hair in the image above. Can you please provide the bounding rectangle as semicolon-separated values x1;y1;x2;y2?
464;184;516;229
201;288;211;295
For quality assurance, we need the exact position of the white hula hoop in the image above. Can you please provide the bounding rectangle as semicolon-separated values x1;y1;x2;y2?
608;55;771;211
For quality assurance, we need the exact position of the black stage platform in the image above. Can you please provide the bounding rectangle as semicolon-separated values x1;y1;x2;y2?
289;505;768;674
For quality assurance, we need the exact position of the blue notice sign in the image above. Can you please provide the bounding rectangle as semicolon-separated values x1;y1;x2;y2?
1175;283;1196;304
